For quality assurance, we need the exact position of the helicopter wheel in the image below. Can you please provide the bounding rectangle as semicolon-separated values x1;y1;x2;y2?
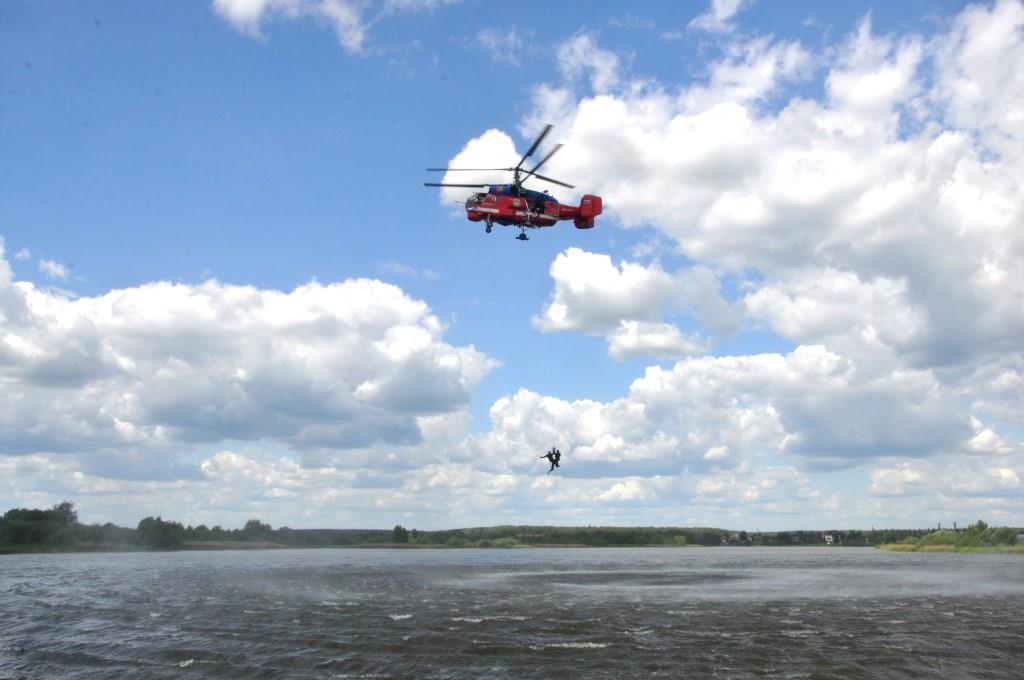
516;232;529;241
485;224;492;234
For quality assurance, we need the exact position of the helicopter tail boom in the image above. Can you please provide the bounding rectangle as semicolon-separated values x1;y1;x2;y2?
556;194;602;228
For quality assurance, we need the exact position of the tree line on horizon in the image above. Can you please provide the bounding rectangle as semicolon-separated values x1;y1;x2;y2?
883;520;1019;551
0;501;1019;553
0;502;396;552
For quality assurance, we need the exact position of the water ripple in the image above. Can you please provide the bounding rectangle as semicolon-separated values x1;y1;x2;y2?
2;547;1022;678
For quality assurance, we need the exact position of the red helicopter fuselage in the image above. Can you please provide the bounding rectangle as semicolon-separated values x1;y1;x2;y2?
425;123;601;240
464;185;603;230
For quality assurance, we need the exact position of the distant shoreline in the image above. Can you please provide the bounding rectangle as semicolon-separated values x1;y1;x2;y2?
4;503;1019;555
5;542;1024;556
0;541;683;554
879;543;1024;554
0;542;850;555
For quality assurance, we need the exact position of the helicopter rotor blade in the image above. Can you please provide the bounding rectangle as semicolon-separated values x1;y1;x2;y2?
423;182;489;188
523;143;564;181
524;172;575;189
426;167;512;172
514;123;553;170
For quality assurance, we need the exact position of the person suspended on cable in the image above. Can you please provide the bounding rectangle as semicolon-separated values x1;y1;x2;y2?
540;447;562;474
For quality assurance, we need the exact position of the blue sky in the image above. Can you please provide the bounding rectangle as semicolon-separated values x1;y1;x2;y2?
2;0;1022;531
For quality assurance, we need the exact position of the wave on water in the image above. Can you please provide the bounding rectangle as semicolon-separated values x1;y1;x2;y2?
4;547;1023;679
451;615;530;623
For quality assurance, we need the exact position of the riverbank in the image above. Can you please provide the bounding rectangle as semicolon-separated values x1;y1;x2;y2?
5;502;1019;555
1;541;707;555
879;543;1024;554
7;542;1024;556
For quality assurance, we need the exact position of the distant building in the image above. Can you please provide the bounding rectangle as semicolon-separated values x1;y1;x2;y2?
823;533;835;545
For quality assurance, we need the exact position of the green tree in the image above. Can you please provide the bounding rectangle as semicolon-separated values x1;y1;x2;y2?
49;501;78;525
392;525;409;543
991;527;1017;545
191;524;211;541
959;520;991;547
242;519;273;540
918;529;958;546
136;516;185;549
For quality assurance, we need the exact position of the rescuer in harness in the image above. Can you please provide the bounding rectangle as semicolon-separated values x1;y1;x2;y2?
540;447;562;474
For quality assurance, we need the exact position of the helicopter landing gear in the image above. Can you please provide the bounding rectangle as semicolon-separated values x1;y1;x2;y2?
485;218;492;234
516;231;529;241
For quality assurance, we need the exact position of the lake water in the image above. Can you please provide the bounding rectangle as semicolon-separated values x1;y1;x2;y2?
1;547;1022;678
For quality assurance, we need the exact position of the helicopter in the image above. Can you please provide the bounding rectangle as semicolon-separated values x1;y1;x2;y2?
425;124;602;241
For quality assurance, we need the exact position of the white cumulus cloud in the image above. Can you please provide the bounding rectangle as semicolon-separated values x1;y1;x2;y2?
556;33;622;94
870;465;926;497
534;248;681;334
518;4;1022;458
476;27;526;66
432;128;522;205
0;242;497;475
213;0;368;52
37;259;69;281
689;0;750;34
211;0;461;53
533;248;737;360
